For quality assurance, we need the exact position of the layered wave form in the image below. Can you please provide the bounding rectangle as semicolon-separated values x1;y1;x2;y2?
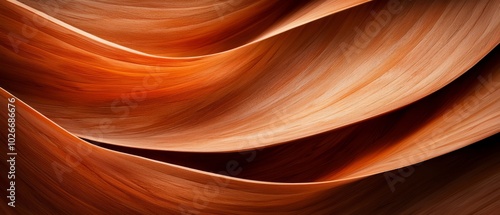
0;0;499;214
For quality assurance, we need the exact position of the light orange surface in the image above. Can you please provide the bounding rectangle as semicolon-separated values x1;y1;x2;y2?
0;0;499;214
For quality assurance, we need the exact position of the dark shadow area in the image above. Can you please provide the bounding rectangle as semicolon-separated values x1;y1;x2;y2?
314;133;500;213
83;43;499;183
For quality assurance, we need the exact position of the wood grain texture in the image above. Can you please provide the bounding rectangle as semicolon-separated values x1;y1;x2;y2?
1;0;499;151
0;0;499;214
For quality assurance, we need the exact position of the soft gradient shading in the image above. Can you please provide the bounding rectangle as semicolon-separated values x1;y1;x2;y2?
0;0;499;214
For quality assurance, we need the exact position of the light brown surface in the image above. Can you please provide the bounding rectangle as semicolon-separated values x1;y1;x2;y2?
1;0;498;151
0;0;499;214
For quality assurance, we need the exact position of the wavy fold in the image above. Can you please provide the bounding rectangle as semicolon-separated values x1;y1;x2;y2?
1;0;499;151
0;0;499;214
